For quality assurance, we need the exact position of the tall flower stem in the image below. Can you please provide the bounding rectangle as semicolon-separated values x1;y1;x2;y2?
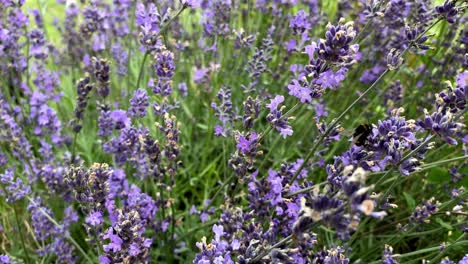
378;108;466;198
135;51;149;90
367;239;468;264
70;131;79;164
288;69;390;185
375;134;433;202
26;197;95;263
369;154;468;179
135;6;187;90
13;204;30;263
126;1;138;94
248;235;293;263
288;16;446;186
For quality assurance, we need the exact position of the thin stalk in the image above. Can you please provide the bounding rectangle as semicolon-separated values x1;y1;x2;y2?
170;200;176;263
371;155;468;178
289;69;390;185
135;51;149;90
248;235;293;263
209;174;235;205
222;140;227;181
70;132;79;164
421;156;468;169
284;182;327;198
368;240;468;264
378;134;433;200
26;197;95;263
125;1;138;93
134;6;188;90
259;102;300;144
428;233;468;264
377;105;465;198
186;219;218;233
13;204;31;263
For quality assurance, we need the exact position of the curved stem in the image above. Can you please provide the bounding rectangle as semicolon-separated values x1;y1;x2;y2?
27;197;95;263
125;1;138;93
135;51;149;90
248;235;293;263
13;204;31;263
134;6;187;90
288;69;390;185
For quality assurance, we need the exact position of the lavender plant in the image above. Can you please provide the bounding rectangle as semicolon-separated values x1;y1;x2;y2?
0;0;467;263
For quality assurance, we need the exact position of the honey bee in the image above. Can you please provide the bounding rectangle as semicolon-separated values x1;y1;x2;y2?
352;124;372;146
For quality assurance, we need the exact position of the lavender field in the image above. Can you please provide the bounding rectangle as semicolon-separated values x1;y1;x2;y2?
0;0;467;263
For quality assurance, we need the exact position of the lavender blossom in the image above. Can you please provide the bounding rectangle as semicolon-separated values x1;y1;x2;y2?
436;0;458;23
266;95;294;138
129;88;150;118
0;168;31;203
90;57;111;98
290;9;312;35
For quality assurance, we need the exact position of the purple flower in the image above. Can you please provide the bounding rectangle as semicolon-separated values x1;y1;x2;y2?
360;65;386;84
410;197;440;224
456;71;468;89
0;255;12;264
382;245;397;264
214;125;224;136
110;110;129;130
178;82;188;97
129;88;149;118
418;109;462;145
315;19;358;66
85;211;104;227
436;0;458;24
28;198;76;262
315;68;347;89
0;169;30;203
212;87;235;136
190;205;199;215
212;224;224;241
99;256;111;264
90;57;111;98
136;2;160;33
236;132;259;154
154;49;175;80
266;95;293;138
288;79;312;103
103;228;123;253
289;9;312;35
181;0;201;8
458;255;468;264
194;68;209;84
266;95;285;111
200;212;209;222
98;104;113;137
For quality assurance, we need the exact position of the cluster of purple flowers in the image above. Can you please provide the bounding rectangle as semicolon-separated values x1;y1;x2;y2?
0;0;467;263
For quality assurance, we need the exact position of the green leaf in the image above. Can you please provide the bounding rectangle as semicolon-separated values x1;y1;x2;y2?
436;217;453;230
403;192;416;209
427;167;450;183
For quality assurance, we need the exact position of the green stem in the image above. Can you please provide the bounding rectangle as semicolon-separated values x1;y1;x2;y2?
249;235;293;263
377;134;433;200
134;6;188;91
70;132;79;164
371;155;468;179
13;204;31;263
289;69;390;185
368;240;468;264
284;182;326;198
125;1;138;94
135;51;149;90
27;197;95;263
